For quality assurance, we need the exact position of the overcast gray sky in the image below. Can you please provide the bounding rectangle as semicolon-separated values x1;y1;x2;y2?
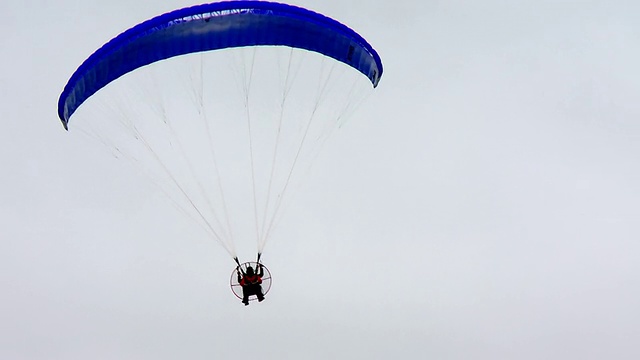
2;0;640;359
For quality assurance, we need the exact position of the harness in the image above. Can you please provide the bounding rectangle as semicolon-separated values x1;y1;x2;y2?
242;274;261;285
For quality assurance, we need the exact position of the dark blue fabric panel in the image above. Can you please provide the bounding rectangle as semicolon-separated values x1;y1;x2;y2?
58;1;383;128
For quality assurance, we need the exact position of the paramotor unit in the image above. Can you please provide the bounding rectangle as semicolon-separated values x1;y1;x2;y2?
230;261;272;304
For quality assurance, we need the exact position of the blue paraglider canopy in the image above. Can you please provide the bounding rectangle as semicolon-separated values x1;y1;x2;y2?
57;2;384;288
57;1;383;129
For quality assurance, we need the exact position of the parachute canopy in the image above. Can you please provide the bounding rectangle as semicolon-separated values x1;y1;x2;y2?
57;1;383;260
57;1;383;128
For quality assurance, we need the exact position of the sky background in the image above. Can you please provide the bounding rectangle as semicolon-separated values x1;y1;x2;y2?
2;0;640;359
